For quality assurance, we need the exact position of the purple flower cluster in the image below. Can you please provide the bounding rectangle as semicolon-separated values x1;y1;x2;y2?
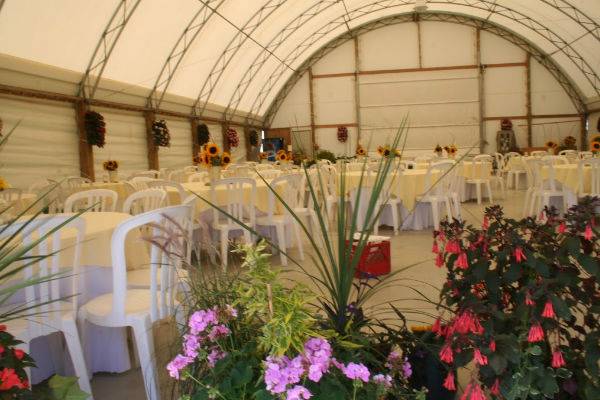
385;351;412;379
166;305;237;380
263;338;399;399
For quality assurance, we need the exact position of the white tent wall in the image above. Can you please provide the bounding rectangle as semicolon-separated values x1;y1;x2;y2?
228;125;247;163
269;20;583;156
158;118;193;170
0;96;80;189
93;108;148;180
529;118;581;148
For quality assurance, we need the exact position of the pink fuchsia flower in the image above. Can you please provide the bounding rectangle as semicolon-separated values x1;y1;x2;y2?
372;374;393;387
552;350;566;368
460;382;486;400
541;300;556;319
454;252;468;269
208;324;230;341
431;318;441;334
443;371;456;391
166;354;193;380
435;253;444;268
514;247;526;263
207;348;227;367
557;222;566;234
525;291;535;306
482;216;489;230
527;322;545;342
439;344;454;364
490;378;501;396
489;339;496;352
432;241;440;254
342;362;370;383
188;309;218;334
286;385;312;400
473;348;488;366
584;224;593;240
445;240;461;254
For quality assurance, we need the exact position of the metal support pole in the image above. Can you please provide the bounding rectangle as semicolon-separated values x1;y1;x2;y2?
525;54;533;147
476;28;485;153
308;67;316;156
353;36;362;145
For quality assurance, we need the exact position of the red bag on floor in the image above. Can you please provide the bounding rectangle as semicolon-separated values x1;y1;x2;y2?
348;235;391;278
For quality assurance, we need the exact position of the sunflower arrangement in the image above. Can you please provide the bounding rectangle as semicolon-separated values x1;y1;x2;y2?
275;149;292;162
591;140;600;153
152;119;170;147
355;144;366;157
102;160;118;171
545;140;558;150
0;177;8;191
443;144;458;157
259;152;268;160
434;144;443;154
199;142;232;168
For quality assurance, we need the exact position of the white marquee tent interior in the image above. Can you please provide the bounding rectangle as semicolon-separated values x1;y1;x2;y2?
0;1;600;399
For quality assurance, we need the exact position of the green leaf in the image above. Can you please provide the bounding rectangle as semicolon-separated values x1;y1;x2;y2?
539;372;559;397
504;262;521;282
489;353;508;374
555;368;572;379
48;375;90;400
551;296;571;320
254;389;275;400
528;345;542;356
578;253;599;278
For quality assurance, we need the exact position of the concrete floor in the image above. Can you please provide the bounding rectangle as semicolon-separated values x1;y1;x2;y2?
85;189;527;399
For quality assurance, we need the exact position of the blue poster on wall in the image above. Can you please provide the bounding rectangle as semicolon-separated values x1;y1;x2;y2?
262;137;284;161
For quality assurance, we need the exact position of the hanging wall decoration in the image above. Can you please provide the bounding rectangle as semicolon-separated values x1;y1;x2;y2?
197;123;210;146
0;117;3;139
337;126;348;143
227;127;239;148
84;110;106;148
152;119;171;147
249;129;259;147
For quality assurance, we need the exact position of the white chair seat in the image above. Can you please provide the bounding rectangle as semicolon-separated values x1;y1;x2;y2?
126;268;189;288
2;301;74;340
79;289;180;327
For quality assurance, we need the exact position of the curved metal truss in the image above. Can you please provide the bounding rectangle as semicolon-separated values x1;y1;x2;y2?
78;0;141;100
191;0;292;118
242;0;598;125
146;0;224;109
262;12;587;127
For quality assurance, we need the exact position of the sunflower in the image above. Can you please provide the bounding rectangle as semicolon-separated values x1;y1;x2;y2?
221;152;232;166
0;177;8;190
276;152;287;161
377;146;384;155
200;152;211;166
448;145;457;155
395;149;401;157
591;141;600;152
591;135;600;144
545;140;557;149
434;145;442;153
286;151;293;161
259;152;268;159
383;148;391;157
206;143;219;156
356;146;366;156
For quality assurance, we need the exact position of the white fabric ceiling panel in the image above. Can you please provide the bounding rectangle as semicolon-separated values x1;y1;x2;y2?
315;126;357;157
420;22;476;67
314;76;356;125
93;109;148;179
360;71;478;106
483;67;527;117
157;118;193;170
358;23;419;71
0;96;79;189
480;31;526;64
101;0;198;89
550;52;596;99
270;73;310;128
0;0;117;73
530;59;578;115
312;40;355;75
531;118;581;148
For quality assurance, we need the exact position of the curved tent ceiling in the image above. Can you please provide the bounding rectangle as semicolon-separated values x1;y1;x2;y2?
1;0;598;123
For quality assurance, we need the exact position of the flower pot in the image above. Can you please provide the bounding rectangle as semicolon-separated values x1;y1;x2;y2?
108;170;118;183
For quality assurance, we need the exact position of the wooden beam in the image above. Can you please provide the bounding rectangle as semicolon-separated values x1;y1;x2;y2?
353;36;362;145
308;67;316;156
315;123;359;129
190;118;200;158
483;114;581;121
476;28;485;153
483;62;528;68
525;54;533;147
581;113;588;150
358;64;478;76
416;16;422;68
483;116;528;121
143;111;159;170
312;72;355;79
74;101;95;181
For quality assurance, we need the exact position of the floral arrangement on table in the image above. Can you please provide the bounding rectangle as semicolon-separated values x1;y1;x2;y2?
84;110;106;147
199;142;232;168
432;202;600;400
276;149;292;162
102;160;118;171
0;177;8;191
259;152;268;162
197;123;210;146
337;126;348;143
545;140;558;154
193;154;201;166
434;145;443;156
443;144;457;158
0;325;33;395
227;127;240;148
355;144;366;157
152;119;170;147
589;134;600;153
316;149;336;164
249;130;259;147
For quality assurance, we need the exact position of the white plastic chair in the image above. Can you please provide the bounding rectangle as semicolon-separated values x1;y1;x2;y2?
577;158;600;198
400;160;417;170
542;155;569;165
256;174;304;266
183;166;198;174
415;161;456;231
505;153;527;189
146;179;186;205
578;151;593;160
188;172;209;183
127;171;158;180
122;189;166;215
127;176;156;191
527;159;567;217
210;178;257;269
63;189;118;212
65;176;91;189
531;150;549;158
465;155;494;205
0;187;22;203
167;169;186;183
1;215;92;395
254;164;274;171
415;155;434;164
559;149;578;163
78;205;190;400
254;169;280;179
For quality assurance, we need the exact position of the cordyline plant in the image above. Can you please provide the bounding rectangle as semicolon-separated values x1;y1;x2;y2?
432;199;600;400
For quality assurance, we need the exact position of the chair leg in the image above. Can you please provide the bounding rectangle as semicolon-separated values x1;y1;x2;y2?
132;317;159;400
275;224;287;266
390;204;399;235
62;318;93;397
522;188;532;217
485;182;493;204
431;201;440;231
475;183;482;205
292;221;304;261
220;230;228;271
452;195;462;221
444;198;453;221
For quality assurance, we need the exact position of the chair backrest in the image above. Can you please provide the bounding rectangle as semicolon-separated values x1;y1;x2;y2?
559;149;577;156
471;155;493;180
188;172;209;183
0;215;85;335
522;157;540;186
167;169;186;183
122;188;166;215
183;166;198;174
211;178;256;228
264;174;302;218
254;169;280;179
541;155;569;165
534;159;562;192
346;162;365;172
146;179;186;205
400;160;417;170
128;171;158;180
65;176;91;189
415;155;434;164
64;189;118;212
233;165;251;178
423;161;456;196
506;154;526;171
531;150;549;158
128;176;156;190
28;180;51;194
110;205;191;322
579;151;593;159
0;188;23;202
577;158;600;196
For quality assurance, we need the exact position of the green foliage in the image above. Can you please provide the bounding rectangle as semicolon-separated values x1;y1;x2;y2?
235;241;318;355
315;150;336;164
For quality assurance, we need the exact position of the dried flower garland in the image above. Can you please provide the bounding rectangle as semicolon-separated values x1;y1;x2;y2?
337;126;348;143
500;118;513;130
0;117;3;139
249;130;259;147
226;127;239;148
197;123;210;146
152;119;170;147
103;160;119;171
84;111;106;148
